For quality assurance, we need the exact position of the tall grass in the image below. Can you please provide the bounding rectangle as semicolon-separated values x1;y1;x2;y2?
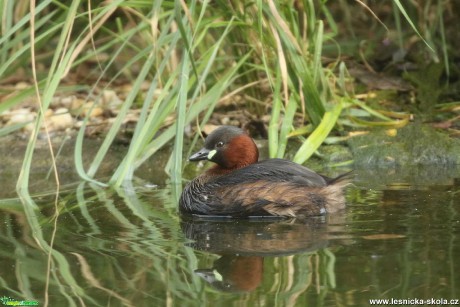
0;1;448;191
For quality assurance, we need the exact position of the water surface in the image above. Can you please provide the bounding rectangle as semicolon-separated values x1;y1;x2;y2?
0;167;459;306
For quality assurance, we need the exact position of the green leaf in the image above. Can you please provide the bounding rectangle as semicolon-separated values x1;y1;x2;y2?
293;102;343;164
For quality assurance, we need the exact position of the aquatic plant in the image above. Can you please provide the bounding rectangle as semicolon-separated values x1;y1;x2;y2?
0;0;448;190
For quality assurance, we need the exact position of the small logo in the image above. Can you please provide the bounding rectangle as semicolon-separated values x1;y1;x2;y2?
0;296;39;306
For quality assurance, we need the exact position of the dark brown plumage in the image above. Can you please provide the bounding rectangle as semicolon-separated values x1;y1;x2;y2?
179;126;351;218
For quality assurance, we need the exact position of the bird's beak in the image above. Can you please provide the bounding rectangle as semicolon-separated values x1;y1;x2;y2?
189;148;211;161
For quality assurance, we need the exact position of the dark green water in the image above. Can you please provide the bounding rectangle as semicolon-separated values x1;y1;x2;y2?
0;167;459;306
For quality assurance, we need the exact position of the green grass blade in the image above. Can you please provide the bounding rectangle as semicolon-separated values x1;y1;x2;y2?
0;13;59;78
134;53;251;169
74;20;156;184
312;20;324;84
437;2;449;78
268;67;282;158
86;48;155;177
0;84;39;114
0;122;30;137
392;0;436;53
171;52;190;184
17;1;82;193
276;96;297;158
293;102;343;164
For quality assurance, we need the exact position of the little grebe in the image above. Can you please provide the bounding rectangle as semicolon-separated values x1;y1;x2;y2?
179;126;350;218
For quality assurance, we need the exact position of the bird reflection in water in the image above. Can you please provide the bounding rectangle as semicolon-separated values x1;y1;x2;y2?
181;215;344;292
195;255;263;292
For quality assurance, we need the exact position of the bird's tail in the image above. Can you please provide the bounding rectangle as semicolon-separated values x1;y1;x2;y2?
327;170;354;187
323;171;353;213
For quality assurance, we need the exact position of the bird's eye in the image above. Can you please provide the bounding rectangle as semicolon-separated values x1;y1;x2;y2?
216;141;224;148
